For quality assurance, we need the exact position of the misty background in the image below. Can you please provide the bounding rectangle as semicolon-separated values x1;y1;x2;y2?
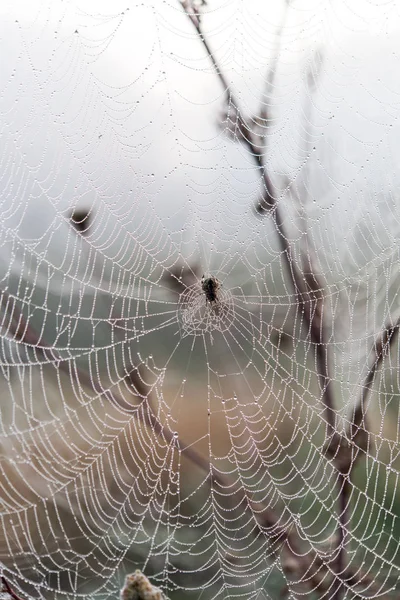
1;1;400;598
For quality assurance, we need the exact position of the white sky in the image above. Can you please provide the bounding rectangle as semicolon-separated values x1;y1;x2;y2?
1;0;400;284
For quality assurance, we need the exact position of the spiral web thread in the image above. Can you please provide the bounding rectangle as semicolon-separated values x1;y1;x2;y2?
1;1;400;599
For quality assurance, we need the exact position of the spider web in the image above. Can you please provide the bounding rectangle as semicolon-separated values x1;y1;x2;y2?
1;1;400;599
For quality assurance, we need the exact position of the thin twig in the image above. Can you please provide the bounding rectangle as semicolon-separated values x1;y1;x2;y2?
1;576;24;600
182;0;275;207
293;46;347;597
351;318;400;440
262;0;291;105
179;0;336;437
179;5;344;596
327;318;400;475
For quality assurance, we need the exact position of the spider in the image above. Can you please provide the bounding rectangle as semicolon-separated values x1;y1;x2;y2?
201;275;220;305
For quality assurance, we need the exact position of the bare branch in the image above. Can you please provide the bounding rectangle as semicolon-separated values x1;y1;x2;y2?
351;318;400;439
177;5;351;597
325;318;400;599
263;0;292;105
325;317;400;476
179;0;335;428
1;576;25;600
180;0;275;208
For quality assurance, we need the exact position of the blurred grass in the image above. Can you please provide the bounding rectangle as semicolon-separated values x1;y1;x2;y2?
2;294;400;598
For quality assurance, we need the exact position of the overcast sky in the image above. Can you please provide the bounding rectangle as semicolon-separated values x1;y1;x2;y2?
1;0;400;292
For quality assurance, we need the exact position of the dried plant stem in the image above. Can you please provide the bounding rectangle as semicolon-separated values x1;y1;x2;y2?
351;318;400;441
1;576;25;600
181;1;275;207
263;0;292;105
327;319;400;477
179;3;342;596
178;0;336;435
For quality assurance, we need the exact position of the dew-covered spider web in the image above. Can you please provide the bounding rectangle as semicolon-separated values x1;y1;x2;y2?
1;1;400;599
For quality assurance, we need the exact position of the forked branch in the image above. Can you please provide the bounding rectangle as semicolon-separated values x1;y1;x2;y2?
181;0;275;208
177;3;358;598
351;318;400;440
178;0;336;437
327;316;400;473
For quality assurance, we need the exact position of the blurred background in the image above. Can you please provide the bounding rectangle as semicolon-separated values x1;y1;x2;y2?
1;1;400;598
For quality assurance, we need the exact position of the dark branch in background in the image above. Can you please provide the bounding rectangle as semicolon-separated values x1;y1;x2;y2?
1;576;24;600
289;46;350;598
181;0;275;209
179;2;347;597
261;0;291;119
291;48;347;594
325;319;400;599
351;319;400;441
179;3;400;599
326;317;400;472
179;0;337;437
